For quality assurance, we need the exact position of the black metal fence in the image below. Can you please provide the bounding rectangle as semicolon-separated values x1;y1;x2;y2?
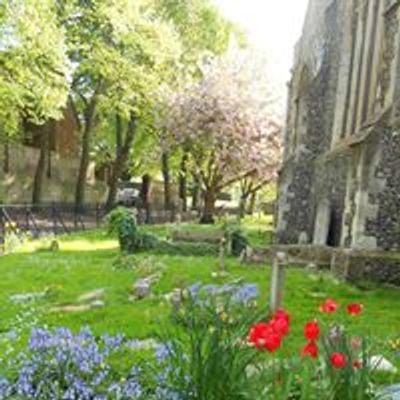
0;203;106;238
0;203;203;240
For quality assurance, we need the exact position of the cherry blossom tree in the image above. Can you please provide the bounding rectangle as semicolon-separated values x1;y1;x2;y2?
161;49;282;223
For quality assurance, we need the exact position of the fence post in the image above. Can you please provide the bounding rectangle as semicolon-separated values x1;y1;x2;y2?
269;252;287;313
25;204;30;232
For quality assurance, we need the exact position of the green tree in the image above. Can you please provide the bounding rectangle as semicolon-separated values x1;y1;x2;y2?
56;0;181;208
155;0;242;212
0;0;69;203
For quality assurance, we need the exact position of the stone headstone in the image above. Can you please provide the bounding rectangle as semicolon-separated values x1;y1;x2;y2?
370;356;398;373
381;384;400;400
298;231;308;245
133;279;151;300
10;292;47;304
170;288;183;309
78;288;105;303
50;304;93;313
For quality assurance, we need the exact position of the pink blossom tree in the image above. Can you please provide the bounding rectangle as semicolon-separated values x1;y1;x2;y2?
161;49;282;223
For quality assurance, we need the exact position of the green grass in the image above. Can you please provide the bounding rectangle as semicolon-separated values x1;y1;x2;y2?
1;225;400;379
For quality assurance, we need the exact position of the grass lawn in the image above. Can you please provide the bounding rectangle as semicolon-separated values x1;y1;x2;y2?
0;224;400;380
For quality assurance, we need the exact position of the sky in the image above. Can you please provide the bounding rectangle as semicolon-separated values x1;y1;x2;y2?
215;0;309;113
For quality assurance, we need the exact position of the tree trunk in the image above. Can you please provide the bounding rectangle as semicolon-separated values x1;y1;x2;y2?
141;174;151;223
239;194;248;219
247;192;257;215
179;153;188;212
75;99;96;210
105;114;136;211
200;189;216;224
3;142;10;174
32;128;49;204
191;174;200;211
161;152;171;211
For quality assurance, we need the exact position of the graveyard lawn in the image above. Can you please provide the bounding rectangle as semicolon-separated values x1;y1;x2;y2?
0;226;400;378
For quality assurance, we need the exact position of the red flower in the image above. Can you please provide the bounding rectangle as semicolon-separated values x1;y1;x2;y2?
301;341;318;358
330;352;347;369
320;299;339;313
274;309;290;324
347;303;363;316
304;320;320;341
352;360;362;369
248;322;272;349
264;331;282;352
248;322;282;352
271;316;289;337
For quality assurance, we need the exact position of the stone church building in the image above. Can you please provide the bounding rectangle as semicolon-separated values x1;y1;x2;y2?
277;0;400;251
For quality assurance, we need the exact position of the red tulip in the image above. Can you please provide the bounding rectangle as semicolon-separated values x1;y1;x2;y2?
347;303;363;316
248;322;282;352
330;352;347;368
274;309;290;324
264;331;282;352
301;341;318;358
271;316;289;337
320;299;339;313
248;322;272;349
304;320;320;341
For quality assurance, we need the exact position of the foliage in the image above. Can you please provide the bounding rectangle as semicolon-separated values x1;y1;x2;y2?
245;300;384;400
159;48;282;221
0;327;142;399
0;0;69;135
231;230;249;257
145;283;261;400
106;207;160;253
161;48;282;186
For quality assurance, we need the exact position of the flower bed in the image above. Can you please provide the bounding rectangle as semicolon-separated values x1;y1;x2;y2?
0;286;395;399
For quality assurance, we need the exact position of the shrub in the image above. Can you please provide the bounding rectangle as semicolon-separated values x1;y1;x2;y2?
106;207;160;253
231;229;249;256
106;206;133;236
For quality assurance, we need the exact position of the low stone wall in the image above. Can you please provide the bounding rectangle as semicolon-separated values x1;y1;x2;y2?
251;244;400;287
171;229;224;245
331;251;400;287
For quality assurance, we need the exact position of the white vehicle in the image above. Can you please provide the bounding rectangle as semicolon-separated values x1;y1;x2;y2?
116;188;140;207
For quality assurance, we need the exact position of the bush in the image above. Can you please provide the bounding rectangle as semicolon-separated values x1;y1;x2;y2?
106;207;160;253
106;206;133;236
231;229;249;256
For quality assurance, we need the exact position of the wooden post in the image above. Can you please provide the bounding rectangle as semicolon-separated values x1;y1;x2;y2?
269;252;287;313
